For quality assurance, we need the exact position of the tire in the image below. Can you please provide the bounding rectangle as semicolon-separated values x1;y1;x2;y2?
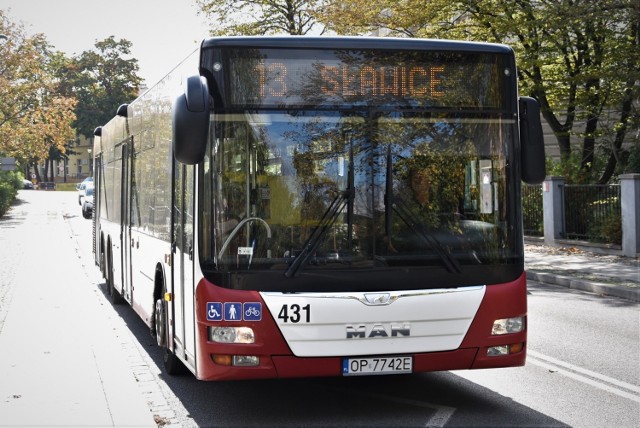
106;248;124;304
99;243;106;279
153;283;184;375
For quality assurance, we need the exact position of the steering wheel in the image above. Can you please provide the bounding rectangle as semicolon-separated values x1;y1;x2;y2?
217;217;272;261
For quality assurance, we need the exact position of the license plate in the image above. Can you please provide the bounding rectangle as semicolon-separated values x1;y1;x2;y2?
342;356;413;376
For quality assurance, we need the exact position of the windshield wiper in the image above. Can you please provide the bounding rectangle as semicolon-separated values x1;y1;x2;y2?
285;142;355;278
284;189;352;278
390;197;461;274
384;145;460;274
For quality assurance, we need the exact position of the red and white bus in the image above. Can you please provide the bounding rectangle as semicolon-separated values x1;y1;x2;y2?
92;36;545;381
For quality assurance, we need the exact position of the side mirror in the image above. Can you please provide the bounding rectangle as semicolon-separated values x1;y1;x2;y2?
173;75;210;165
519;97;546;184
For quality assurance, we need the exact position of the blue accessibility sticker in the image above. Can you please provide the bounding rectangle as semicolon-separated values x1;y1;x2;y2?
206;302;223;321
243;302;262;321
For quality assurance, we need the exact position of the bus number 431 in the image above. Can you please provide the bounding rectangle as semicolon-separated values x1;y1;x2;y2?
278;304;311;323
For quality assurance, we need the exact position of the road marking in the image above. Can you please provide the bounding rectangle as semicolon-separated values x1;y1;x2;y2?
528;350;640;403
313;383;456;427
351;389;456;428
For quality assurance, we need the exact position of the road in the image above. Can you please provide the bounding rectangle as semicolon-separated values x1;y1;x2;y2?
1;190;638;427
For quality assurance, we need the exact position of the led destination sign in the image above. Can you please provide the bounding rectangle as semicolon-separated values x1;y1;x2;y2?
256;62;447;99
226;49;506;108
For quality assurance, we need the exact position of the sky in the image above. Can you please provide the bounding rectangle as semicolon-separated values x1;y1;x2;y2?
1;0;211;85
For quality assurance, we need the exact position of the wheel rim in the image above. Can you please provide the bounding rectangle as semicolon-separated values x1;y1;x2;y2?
155;298;166;347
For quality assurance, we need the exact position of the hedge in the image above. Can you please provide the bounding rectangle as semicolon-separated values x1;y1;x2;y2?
0;171;23;218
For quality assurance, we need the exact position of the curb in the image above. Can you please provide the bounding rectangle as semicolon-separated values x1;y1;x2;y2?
527;271;640;303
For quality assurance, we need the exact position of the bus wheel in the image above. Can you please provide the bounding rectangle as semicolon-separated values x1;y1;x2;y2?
106;248;123;304
99;240;106;278
153;286;184;375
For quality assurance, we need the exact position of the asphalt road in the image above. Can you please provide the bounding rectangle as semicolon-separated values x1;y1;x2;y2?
2;190;639;427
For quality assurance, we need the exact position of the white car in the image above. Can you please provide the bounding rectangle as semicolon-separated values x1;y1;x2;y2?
76;177;93;205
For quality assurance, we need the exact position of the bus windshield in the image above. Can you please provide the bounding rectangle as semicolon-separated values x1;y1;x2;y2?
202;112;517;265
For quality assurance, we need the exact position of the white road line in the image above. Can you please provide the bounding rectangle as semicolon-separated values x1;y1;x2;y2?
424;405;456;428
347;389;456;428
528;350;640;393
528;350;640;403
313;383;456;428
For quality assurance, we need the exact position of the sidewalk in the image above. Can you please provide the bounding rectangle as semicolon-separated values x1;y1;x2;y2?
525;242;640;302
0;192;156;427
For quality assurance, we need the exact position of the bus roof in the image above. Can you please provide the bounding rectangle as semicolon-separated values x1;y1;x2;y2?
201;36;514;55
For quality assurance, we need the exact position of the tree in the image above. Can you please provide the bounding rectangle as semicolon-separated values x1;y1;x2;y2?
319;0;465;38
461;0;639;183
0;10;76;177
317;0;640;183
56;36;142;138
194;0;326;35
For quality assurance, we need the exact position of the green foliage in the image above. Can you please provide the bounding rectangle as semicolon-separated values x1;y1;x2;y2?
625;142;640;174
195;0;324;35
317;0;639;184
319;0;464;38
0;10;76;167
0;170;22;217
545;154;594;184
591;211;622;245
55;36;142;138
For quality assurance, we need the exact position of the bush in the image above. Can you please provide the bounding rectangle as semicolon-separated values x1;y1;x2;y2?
0;182;16;217
0;171;22;217
592;212;622;245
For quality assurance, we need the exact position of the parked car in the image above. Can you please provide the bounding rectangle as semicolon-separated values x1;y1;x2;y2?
82;185;94;219
22;179;34;189
76;177;93;205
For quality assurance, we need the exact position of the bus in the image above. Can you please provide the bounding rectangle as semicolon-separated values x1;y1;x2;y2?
92;36;545;381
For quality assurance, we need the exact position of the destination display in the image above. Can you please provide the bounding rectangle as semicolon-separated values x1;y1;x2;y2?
225;49;506;108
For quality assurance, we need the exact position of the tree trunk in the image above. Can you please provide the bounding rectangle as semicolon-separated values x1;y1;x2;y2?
598;85;634;184
533;88;574;161
581;113;598;172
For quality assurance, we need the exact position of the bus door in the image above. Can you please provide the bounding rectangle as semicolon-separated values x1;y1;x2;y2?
93;154;102;268
172;162;196;367
121;139;133;302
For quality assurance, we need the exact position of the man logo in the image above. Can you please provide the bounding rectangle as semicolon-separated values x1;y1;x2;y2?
346;323;411;339
363;293;393;305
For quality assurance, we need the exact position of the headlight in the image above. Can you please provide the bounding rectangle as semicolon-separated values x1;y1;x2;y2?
492;316;525;335
208;326;255;344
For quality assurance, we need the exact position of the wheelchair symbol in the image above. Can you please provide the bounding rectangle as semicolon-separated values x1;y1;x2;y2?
206;302;223;321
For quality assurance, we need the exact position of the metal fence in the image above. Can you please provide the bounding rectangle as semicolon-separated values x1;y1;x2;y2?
563;184;621;244
522;183;622;246
522;184;543;236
